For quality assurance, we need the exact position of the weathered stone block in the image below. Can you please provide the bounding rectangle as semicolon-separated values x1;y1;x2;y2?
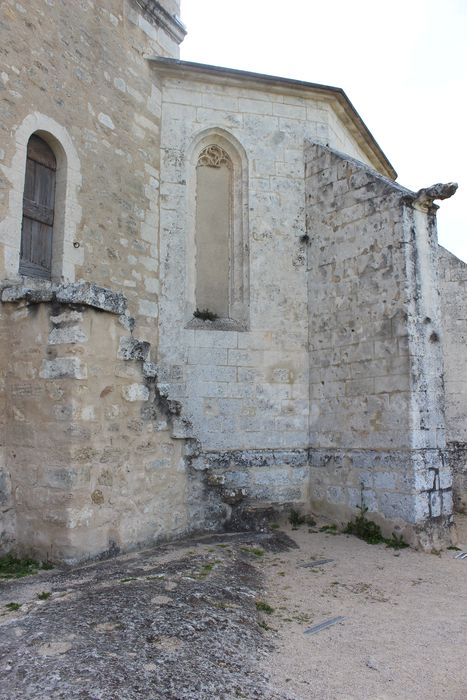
48;327;87;345
118;336;151;361
122;383;150;402
40;358;87;380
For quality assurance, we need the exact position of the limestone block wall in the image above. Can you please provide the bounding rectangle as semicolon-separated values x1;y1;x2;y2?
0;0;184;346
155;69;386;504
0;304;14;551
305;143;451;546
155;67;451;529
0;0;192;561
438;246;467;512
0;283;220;564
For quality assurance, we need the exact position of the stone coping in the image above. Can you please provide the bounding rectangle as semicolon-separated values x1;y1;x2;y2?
1;280;127;315
134;0;186;43
192;449;309;471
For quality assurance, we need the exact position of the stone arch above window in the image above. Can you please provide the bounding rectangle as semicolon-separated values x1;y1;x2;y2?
188;130;249;329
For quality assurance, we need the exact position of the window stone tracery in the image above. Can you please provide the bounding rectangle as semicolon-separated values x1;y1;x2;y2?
197;144;232;169
184;130;249;331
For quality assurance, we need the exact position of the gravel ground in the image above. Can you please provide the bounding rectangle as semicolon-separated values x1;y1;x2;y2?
260;514;467;700
0;518;466;700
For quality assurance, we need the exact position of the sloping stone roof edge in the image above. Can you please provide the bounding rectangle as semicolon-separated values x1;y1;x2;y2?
306;140;411;196
438;244;467;269
148;57;397;181
134;1;186;43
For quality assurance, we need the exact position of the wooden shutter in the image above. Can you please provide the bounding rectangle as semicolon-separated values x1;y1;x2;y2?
19;135;56;279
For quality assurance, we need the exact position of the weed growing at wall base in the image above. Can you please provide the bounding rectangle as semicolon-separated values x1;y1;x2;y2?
289;509;305;528
289;510;316;529
344;500;408;549
0;555;53;579
344;506;384;544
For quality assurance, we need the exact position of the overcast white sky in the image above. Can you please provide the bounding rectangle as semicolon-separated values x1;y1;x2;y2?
180;0;467;261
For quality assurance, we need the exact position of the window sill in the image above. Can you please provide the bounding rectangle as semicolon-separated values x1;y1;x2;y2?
185;316;247;332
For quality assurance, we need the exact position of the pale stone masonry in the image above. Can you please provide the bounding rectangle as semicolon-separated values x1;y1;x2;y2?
305;144;450;546
0;0;464;562
439;247;467;513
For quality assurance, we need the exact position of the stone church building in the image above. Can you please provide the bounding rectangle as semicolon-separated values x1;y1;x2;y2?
0;0;466;563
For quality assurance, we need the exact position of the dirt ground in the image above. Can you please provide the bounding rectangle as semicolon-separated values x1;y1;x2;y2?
260;513;467;700
0;516;466;700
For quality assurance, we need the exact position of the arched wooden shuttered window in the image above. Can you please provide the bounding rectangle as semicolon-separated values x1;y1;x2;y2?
195;145;232;318
19;134;56;279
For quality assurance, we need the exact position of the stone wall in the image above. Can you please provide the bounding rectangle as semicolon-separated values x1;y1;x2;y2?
154;65;455;545
0;1;191;560
0;299;14;550
0;0;184;344
438;246;467;512
155;65;389;505
156;71;311;502
0;283;223;563
305;143;452;547
0;1;460;558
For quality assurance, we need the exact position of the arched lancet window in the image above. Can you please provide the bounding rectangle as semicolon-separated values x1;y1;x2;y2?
19;134;56;279
195;144;232;318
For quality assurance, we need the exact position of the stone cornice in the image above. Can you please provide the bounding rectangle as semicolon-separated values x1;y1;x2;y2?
149;57;397;180
1;281;127;315
134;0;186;44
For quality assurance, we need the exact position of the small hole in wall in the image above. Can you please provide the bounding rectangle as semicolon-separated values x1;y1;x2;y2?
429;331;439;343
300;234;310;245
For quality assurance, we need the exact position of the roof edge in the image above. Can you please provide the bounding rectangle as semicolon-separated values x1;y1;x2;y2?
306;140;411;195
134;1;186;44
148;57;397;180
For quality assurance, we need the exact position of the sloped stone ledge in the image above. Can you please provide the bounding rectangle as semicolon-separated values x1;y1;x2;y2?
1;281;127;316
134;0;186;43
305;141;457;212
191;448;309;472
